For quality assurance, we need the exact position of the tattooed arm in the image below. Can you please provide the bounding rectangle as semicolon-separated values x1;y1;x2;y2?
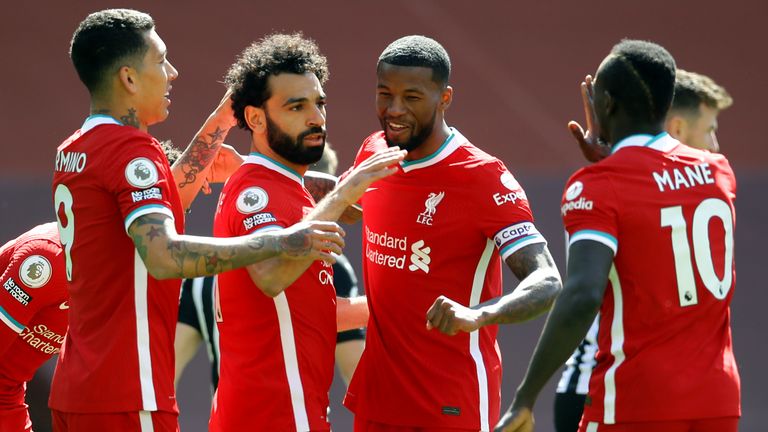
244;148;405;297
127;213;345;280
425;242;562;335
172;91;237;210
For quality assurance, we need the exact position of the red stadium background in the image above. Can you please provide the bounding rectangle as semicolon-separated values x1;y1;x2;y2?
1;1;765;431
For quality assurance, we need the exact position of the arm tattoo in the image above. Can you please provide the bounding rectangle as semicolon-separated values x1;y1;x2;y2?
279;229;312;258
177;126;226;189
120;108;140;128
481;244;561;325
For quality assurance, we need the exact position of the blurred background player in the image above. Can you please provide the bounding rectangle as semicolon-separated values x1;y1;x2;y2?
51;10;344;432
665;69;733;153
209;33;404;432
173;141;366;391
0;223;67;432
342;35;562;432
498;39;739;432
553;68;734;432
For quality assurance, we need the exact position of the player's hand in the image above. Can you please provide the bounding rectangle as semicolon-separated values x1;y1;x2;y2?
494;406;534;432
212;88;238;129
304;171;338;203
202;144;245;194
335;147;406;205
425;295;482;335
569;75;610;163
274;221;345;264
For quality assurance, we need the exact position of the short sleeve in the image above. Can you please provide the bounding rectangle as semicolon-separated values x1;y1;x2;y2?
475;161;547;260
561;169;620;254
0;237;67;341
221;176;292;238
107;137;177;232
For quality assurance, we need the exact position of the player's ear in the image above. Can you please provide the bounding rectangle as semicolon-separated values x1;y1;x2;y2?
440;86;453;111
244;105;266;134
665;115;686;141
118;65;138;94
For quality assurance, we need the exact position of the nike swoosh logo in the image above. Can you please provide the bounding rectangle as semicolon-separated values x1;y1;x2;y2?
365;187;378;192
59;301;70;310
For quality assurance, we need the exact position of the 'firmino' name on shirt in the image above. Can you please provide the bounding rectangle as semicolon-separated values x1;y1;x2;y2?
652;163;714;192
55;150;87;173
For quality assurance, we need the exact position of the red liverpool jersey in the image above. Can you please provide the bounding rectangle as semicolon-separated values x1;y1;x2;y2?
562;132;740;424
210;153;336;432
343;129;546;430
0;223;68;414
50;115;184;413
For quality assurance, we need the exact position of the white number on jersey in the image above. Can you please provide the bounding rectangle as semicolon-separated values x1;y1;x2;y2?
54;184;75;281
661;198;734;307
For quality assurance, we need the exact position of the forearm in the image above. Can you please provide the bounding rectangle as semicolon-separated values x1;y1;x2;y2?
172;111;234;210
337;296;369;332
476;268;561;326
513;288;600;408
129;215;280;279
245;256;315;297
305;189;354;223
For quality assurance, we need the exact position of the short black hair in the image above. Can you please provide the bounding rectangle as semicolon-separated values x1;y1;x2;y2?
598;39;676;123
225;33;329;131
378;35;451;87
670;69;733;115
70;9;155;94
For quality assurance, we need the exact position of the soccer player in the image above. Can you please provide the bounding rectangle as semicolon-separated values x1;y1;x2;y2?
497;40;739;432
342;35;563;432
553;68;735;432
174;143;366;390
51;10;345;432
0;223;67;432
665;69;733;153
0;142;183;432
209;34;405;431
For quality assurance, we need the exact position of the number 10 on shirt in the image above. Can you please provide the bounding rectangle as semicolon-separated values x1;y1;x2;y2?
661;198;734;307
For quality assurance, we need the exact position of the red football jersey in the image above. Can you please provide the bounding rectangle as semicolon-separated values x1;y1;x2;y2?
210;153;336;431
0;223;68;415
50;116;184;413
343;130;546;430
562;133;740;424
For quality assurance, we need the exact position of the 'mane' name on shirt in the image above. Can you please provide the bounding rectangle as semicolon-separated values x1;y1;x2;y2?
55;150;87;173
652;163;714;192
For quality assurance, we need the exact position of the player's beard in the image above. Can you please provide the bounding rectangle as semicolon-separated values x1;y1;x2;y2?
382;109;436;153
265;112;325;165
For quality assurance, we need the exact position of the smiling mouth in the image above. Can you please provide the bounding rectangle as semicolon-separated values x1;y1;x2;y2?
387;121;408;131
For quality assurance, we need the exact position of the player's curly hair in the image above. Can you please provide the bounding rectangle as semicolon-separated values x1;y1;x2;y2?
225;33;329;131
378;35;451;88
70;9;155;94
671;69;733;114
599;39;676;123
158;140;181;166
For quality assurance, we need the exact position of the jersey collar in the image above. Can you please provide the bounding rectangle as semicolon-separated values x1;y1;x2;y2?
400;127;465;173
611;131;679;154
81;115;122;133
245;152;304;186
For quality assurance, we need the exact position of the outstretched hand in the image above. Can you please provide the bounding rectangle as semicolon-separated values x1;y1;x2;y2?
275;220;346;264
425;295;482;335
334;147;406;204
494;406;534;432
569;75;610;163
